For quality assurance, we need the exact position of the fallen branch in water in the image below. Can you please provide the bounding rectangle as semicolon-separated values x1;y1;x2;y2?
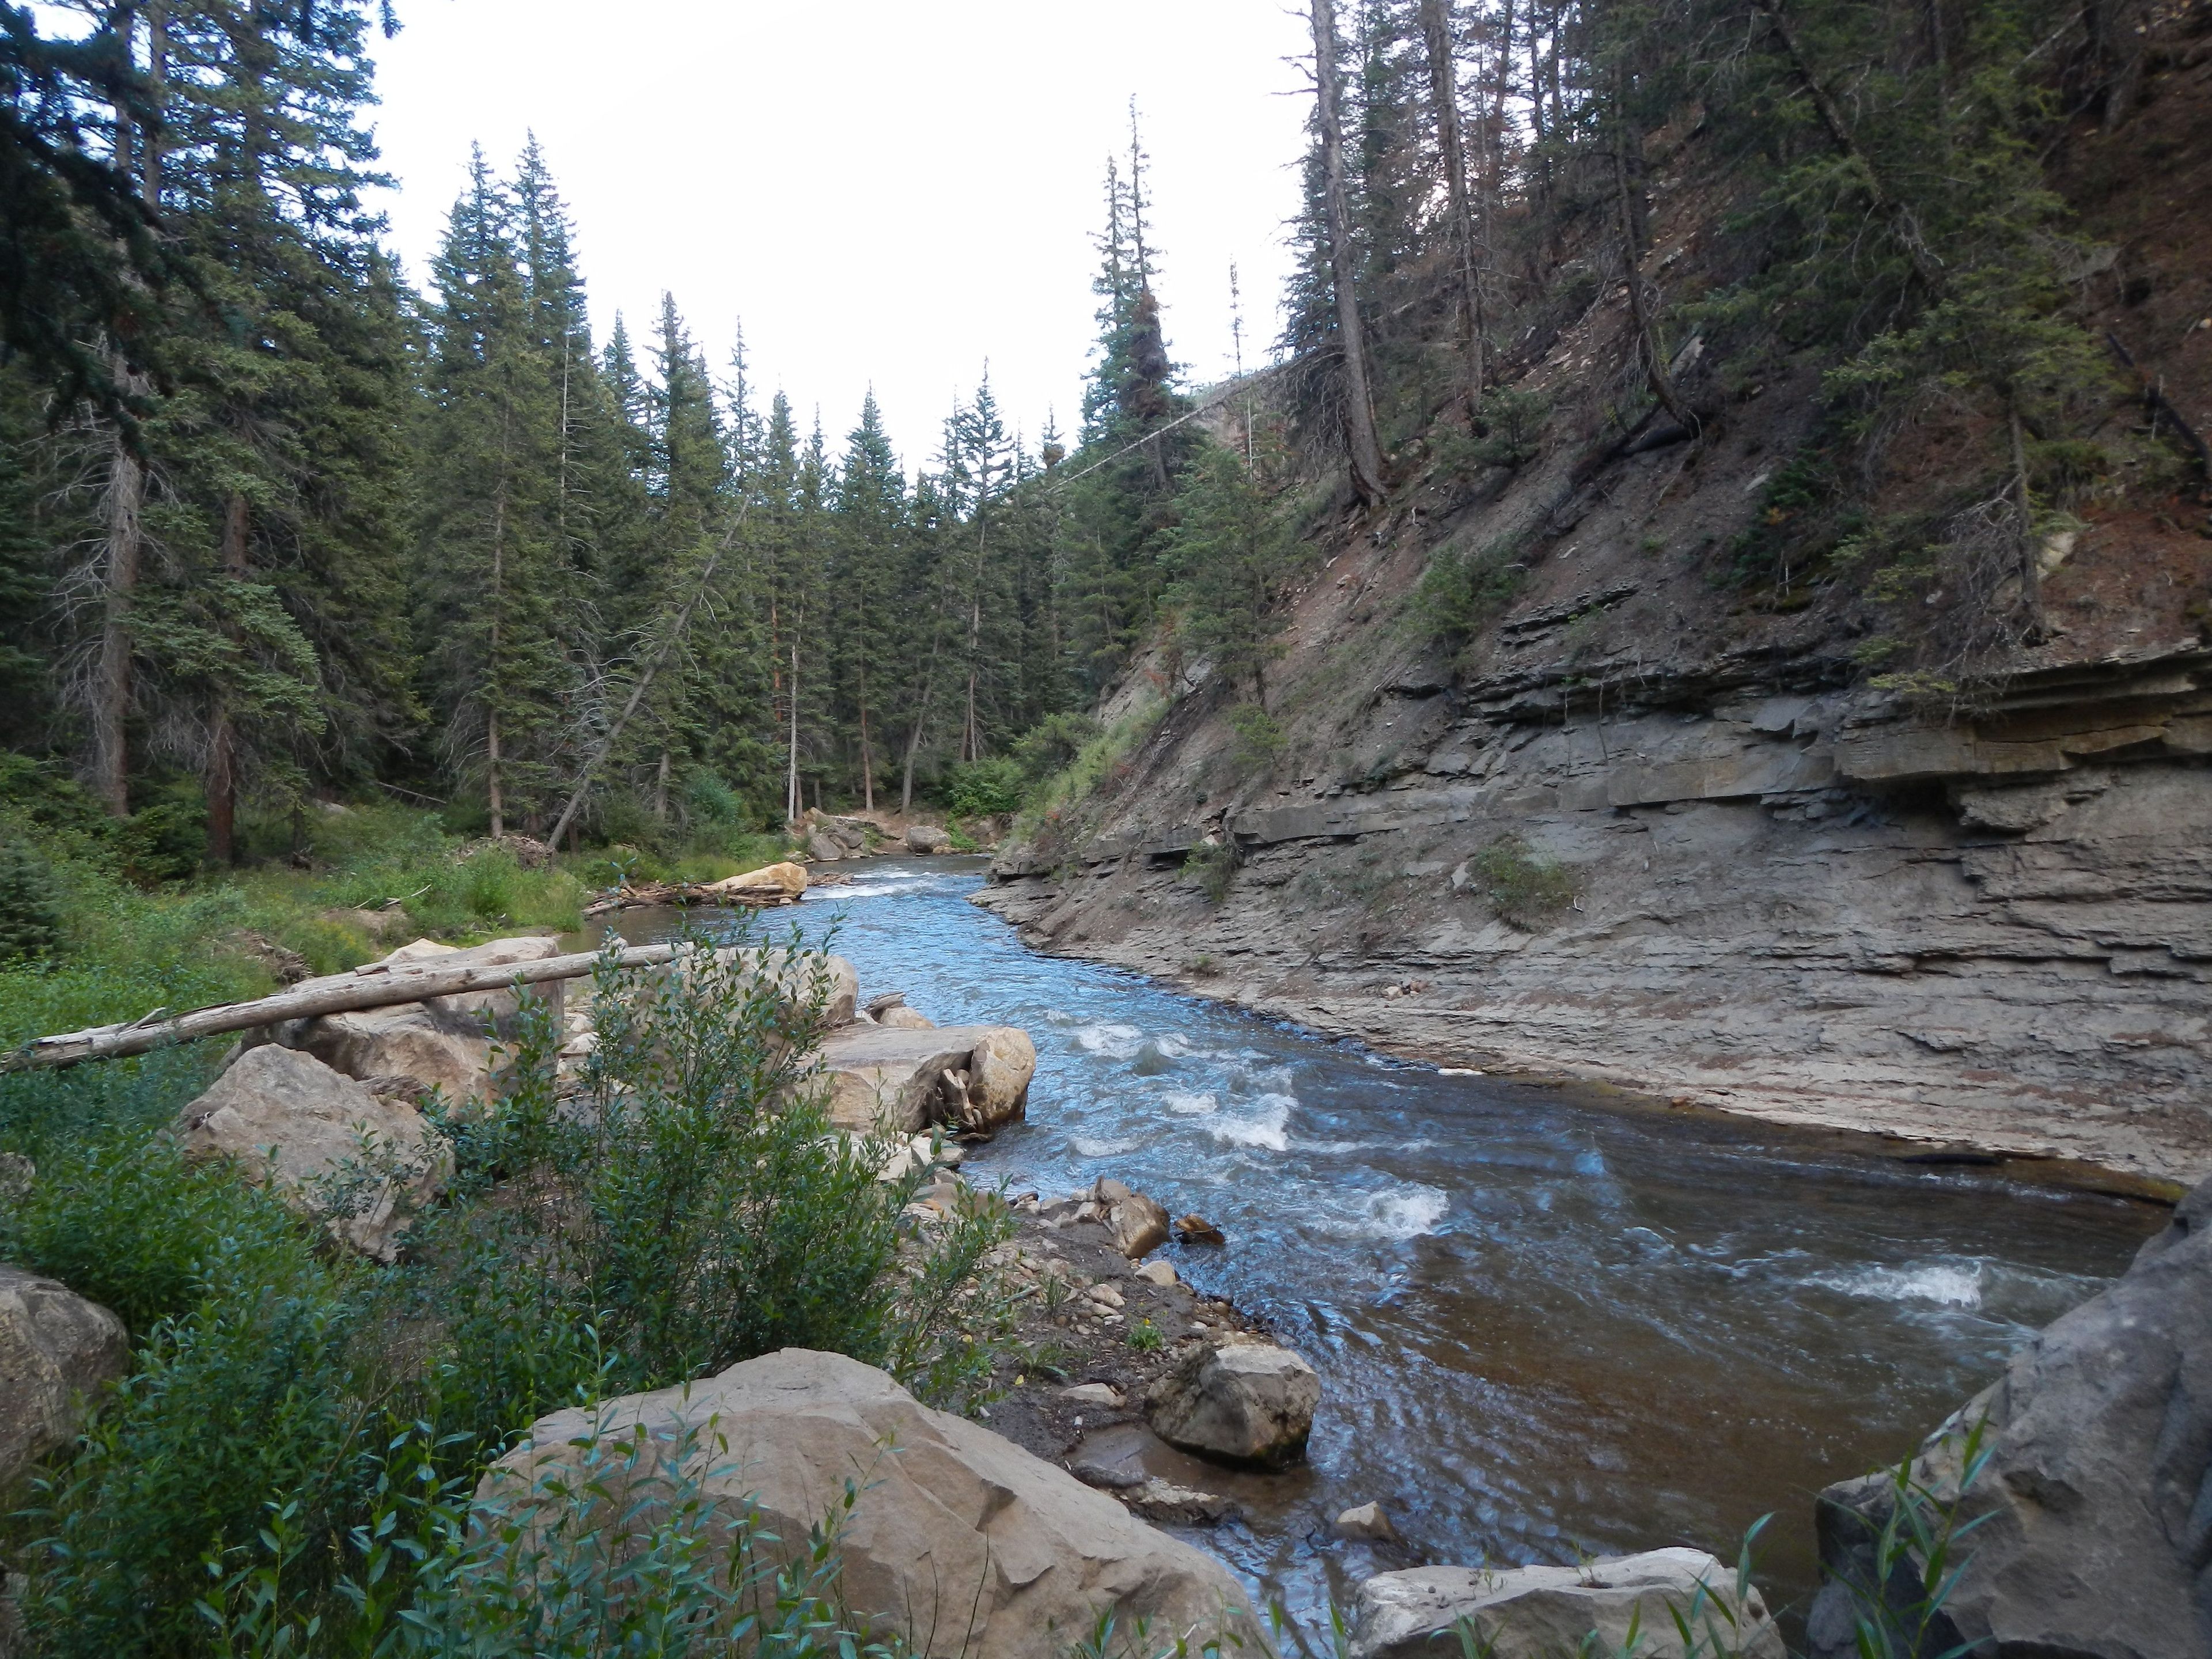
4;943;687;1074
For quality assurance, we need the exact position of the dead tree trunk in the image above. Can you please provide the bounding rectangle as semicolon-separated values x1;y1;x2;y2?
1419;0;1486;414
1310;0;1388;507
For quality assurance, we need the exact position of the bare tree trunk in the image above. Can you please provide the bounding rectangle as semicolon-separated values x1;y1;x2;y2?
1421;0;1486;415
1612;71;1693;432
486;713;505;839
858;702;874;812
1310;0;1388;507
205;491;249;864
786;634;800;824
94;394;142;816
900;619;946;816
2010;400;2041;621
653;748;668;824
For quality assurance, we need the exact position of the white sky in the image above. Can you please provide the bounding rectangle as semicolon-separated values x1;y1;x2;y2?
366;1;1317;469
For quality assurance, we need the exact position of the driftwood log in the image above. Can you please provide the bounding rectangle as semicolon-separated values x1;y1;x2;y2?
4;942;687;1074
579;883;804;919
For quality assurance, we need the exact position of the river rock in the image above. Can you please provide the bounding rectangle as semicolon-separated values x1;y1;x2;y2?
906;824;952;854
877;1005;936;1030
1126;1478;1237;1527
1094;1177;1170;1258
175;1044;444;1260
1336;1501;1398;1543
1351;1549;1783;1659
817;1022;1033;1132
806;830;844;863
1145;1339;1319;1468
0;1266;128;1491
478;1347;1260;1658
699;861;810;901
1806;1171;2212;1659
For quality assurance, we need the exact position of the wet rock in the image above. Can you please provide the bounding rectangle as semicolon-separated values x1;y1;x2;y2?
1094;1177;1170;1259
1807;1172;2212;1659
1351;1549;1783;1659
906;824;952;854
175;1044;444;1260
1335;1501;1398;1543
1175;1213;1226;1245
480;1347;1261;1658
0;1266;128;1490
1146;1340;1319;1468
1126;1478;1237;1527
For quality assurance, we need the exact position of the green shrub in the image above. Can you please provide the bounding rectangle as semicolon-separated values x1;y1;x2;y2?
1012;697;1165;840
1226;704;1285;773
1184;839;1241;905
0;838;63;961
1419;535;1528;648
684;770;744;825
1431;387;1549;477
1013;713;1101;781
1466;834;1575;930
944;756;1027;819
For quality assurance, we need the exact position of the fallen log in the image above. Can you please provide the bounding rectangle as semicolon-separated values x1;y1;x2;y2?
579;883;804;918
3;942;686;1074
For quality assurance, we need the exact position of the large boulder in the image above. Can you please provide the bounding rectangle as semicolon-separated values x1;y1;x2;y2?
1093;1177;1169;1259
906;824;952;854
479;1348;1261;1659
1351;1549;1784;1659
699;861;810;902
1145;1340;1319;1469
0;1266;128;1491
805;830;844;863
1807;1173;2212;1659
293;935;566;1108
816;1023;1035;1133
175;1044;444;1260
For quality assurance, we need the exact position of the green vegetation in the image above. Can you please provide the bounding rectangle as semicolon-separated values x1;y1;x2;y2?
0;913;1013;1654
1465;834;1576;931
1013;696;1168;841
1184;839;1242;906
1226;704;1287;774
1419;535;1529;652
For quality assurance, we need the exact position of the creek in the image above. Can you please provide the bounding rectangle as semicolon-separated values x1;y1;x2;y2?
607;854;2165;1637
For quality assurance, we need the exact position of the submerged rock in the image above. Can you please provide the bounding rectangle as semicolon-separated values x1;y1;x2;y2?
1351;1549;1783;1659
176;1044;444;1259
1145;1339;1319;1468
479;1347;1260;1659
0;1266;128;1491
1808;1172;2212;1659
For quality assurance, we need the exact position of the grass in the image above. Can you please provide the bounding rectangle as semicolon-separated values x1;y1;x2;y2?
1464;834;1576;931
1012;695;1167;842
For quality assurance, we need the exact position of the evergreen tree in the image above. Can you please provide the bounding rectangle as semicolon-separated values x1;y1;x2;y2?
827;392;904;810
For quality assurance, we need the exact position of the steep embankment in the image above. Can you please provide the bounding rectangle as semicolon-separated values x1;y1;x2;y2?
980;47;2212;1194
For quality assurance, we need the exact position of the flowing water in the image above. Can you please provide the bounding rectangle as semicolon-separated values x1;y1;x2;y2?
604;855;2165;1639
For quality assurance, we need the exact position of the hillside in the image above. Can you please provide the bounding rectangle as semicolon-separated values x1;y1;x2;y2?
979;20;2212;1194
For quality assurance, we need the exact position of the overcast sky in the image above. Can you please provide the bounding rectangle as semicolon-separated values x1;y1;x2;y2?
366;1;1316;468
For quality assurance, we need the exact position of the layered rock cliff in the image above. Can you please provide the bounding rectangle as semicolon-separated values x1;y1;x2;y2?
978;42;2212;1192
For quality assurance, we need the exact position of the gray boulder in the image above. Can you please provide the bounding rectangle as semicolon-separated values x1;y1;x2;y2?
479;1347;1261;1659
1808;1172;2212;1659
906;824;952;854
1351;1549;1783;1659
175;1044;444;1260
0;1266;128;1490
805;830;844;863
1146;1339;1319;1468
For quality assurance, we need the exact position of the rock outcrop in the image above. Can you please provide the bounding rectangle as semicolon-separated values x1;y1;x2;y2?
0;1266;128;1490
1145;1339;1319;1468
479;1347;1260;1658
1806;1172;2212;1659
816;1022;1034;1132
1351;1549;1783;1659
176;1044;444;1259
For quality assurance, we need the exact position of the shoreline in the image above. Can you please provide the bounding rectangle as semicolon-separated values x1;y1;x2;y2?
961;878;2188;1207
